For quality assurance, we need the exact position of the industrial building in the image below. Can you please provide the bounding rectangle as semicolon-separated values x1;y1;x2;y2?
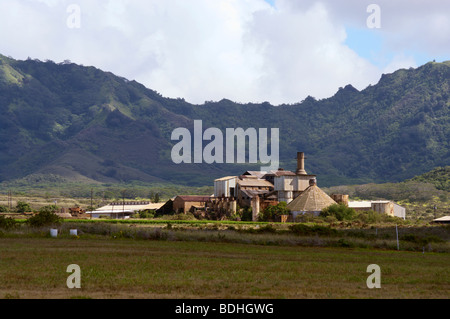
86;201;164;219
433;216;450;224
213;152;326;220
212;151;407;221
348;200;406;219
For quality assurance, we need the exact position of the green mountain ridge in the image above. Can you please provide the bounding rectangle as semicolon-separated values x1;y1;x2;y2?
0;54;449;187
408;166;450;192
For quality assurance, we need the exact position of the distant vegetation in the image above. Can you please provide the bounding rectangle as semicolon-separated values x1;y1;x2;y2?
408;166;450;192
0;55;448;223
323;167;449;221
0;54;448;187
0;219;448;253
0;179;213;202
0;166;448;222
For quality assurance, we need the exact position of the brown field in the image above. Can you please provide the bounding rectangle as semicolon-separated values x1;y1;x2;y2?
0;237;448;299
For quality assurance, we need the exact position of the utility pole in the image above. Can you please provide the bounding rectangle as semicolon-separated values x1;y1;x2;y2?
90;188;93;220
122;190;126;220
122;191;125;212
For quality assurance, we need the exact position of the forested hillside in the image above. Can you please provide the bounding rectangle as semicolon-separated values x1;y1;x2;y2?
0;54;448;187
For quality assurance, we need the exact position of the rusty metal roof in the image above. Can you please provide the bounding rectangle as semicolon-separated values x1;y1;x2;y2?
243;171;268;179
237;179;274;188
263;169;296;177
240;189;271;199
214;176;238;182
176;195;212;202
274;171;297;177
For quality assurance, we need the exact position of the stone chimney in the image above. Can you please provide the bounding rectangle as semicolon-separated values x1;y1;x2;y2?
296;152;307;175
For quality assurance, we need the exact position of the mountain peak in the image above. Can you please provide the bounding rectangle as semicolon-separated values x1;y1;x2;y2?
338;84;359;93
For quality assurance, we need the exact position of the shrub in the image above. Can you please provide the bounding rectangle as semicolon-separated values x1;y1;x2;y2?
257;224;277;233
38;205;59;213
0;215;18;230
241;208;253;222
324;215;338;223
289;224;311;235
139;210;155;219
345;230;376;240
401;234;445;245
294;212;318;223
334;238;354;248
289;224;338;237
320;204;356;221
26;209;63;227
422;235;445;244
259;202;290;222
16;201;31;214
166;213;197;221
242;224;277;234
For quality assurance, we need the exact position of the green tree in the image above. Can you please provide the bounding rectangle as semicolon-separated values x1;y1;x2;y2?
39;205;59;213
27;206;63;227
0;215;18;230
259;202;290;222
320;204;356;221
16;201;31;214
139;210;154;219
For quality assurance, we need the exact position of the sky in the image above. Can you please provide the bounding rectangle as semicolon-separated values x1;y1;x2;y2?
0;0;448;105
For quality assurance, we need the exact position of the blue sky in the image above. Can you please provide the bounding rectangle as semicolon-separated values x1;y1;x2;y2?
345;28;386;68
345;26;447;69
266;0;449;72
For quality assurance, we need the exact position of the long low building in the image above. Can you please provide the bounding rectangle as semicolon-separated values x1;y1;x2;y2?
86;202;164;219
433;216;450;224
348;200;406;220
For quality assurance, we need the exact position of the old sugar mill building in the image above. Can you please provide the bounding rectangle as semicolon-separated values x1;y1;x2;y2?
86;152;405;221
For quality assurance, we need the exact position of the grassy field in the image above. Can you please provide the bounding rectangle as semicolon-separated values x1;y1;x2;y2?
0;236;448;299
0;188;448;300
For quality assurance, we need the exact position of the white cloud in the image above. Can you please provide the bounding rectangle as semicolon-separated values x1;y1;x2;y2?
382;54;417;74
245;1;380;103
0;0;448;105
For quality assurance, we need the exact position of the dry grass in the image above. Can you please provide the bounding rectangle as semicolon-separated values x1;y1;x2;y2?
0;194;93;211
0;237;448;299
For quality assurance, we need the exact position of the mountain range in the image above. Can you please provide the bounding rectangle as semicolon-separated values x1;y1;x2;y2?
0;54;448;187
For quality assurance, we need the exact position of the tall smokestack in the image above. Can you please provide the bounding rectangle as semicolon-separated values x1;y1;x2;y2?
296;152;307;175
